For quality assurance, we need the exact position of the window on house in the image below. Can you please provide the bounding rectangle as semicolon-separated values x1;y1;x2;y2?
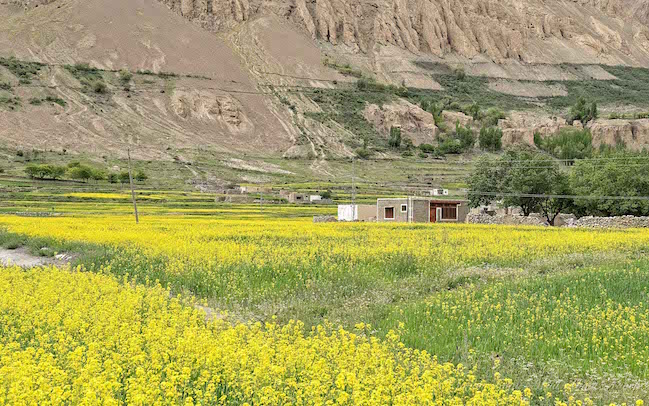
441;205;458;220
385;207;395;219
401;204;407;213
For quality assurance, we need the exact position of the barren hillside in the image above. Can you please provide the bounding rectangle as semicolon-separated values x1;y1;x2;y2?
2;0;649;172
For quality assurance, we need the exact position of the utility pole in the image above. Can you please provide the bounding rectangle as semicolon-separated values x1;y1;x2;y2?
260;191;263;214
127;148;139;224
352;158;356;206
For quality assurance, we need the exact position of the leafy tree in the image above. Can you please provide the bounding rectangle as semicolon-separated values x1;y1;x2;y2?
568;97;598;125
464;102;481;120
468;149;573;224
388;126;402;149
108;173;119;184
321;190;332;199
67;165;94;182
119;171;131;184
479;126;503;152
455;123;475;151
91;169;106;182
135;171;148;182
536;128;593;161
570;151;649;216
25;164;65;180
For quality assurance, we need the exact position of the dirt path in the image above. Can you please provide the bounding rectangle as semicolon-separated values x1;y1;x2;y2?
0;248;64;268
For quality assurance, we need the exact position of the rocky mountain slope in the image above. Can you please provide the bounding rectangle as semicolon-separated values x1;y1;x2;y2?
2;0;649;167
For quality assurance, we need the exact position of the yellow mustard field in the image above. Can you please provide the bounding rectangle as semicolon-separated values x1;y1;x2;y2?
0;265;545;405
0;214;648;404
1;215;648;269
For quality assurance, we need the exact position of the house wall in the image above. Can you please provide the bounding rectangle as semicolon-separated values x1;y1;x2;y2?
357;204;377;221
377;199;409;222
412;199;430;223
458;203;470;223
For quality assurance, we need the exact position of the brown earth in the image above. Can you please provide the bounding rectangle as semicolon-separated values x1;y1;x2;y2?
2;0;649;163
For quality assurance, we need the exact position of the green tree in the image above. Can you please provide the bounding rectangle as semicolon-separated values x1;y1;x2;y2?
119;171;131;184
536;128;593;161
67;165;94;182
91;169;106;182
135;171;148;182
25;164;65;180
455;123;475;151
478;126;503;152
568;97;598;125
468;149;573;224
388;126;402;149
108;173;119;184
570;151;649;216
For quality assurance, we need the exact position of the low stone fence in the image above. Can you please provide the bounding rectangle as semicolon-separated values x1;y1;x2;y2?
469;213;649;229
467;213;548;226
313;215;337;223
567;215;649;229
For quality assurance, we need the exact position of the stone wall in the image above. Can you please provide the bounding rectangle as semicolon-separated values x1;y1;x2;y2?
567;216;649;229
467;213;548;226
469;213;649;228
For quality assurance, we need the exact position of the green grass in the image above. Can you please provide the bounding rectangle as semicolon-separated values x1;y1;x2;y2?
0;56;44;82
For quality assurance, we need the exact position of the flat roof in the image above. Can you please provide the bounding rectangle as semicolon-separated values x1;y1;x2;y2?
376;197;468;204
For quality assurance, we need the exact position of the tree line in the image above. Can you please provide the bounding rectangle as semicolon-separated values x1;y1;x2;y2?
25;162;147;184
468;148;649;225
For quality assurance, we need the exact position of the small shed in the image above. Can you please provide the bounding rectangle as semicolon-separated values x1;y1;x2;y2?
376;198;469;223
338;204;377;222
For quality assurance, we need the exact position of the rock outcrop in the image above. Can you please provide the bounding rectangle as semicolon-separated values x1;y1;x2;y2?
587;119;649;151
498;112;569;146
152;0;649;65
171;90;250;130
363;100;438;146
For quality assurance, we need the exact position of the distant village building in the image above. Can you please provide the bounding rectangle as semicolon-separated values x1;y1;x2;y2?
376;198;469;223
287;192;309;204
338;198;468;223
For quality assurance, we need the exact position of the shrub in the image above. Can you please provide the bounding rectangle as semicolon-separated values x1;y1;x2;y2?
355;148;372;159
29;98;43;106
483;108;506;126
419;144;436;154
568;97;598;125
93;81;108;94
119;69;133;84
479;126;503;152
0;82;11;91
135;171;148;182
388;126;402;149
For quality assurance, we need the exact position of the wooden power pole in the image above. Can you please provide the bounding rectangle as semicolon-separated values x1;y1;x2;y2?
127;148;139;224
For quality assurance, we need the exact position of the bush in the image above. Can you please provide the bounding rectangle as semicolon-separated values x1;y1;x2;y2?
483;108;506;127
135;171;148;182
119;69;133;84
388;126;402;149
0;82;11;91
355;148;372;159
479;126;503;152
419;144;436;154
568;97;598;125
93;81;108;94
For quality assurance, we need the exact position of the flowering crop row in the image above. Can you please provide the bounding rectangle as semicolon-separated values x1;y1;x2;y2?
1;265;549;406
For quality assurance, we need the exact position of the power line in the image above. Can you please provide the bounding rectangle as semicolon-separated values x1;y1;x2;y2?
467;191;649;201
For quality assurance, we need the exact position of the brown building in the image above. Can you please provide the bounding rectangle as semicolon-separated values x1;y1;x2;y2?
376;198;469;223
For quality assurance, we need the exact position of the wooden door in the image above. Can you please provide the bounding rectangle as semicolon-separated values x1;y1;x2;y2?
430;205;437;223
